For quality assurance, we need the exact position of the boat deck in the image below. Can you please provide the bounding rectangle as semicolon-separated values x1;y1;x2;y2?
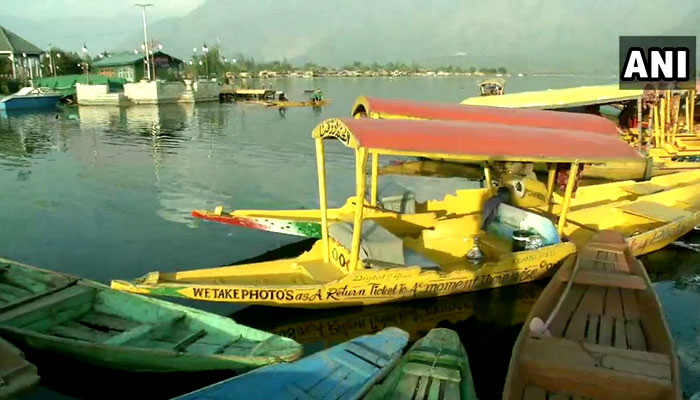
511;233;678;400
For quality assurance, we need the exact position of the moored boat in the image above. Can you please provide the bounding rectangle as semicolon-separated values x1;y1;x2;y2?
503;231;681;399
0;258;303;372
264;99;330;108
0;87;62;111
114;117;644;308
462;84;700;180
478;77;506;96
174;327;409;400
0;336;39;399
192;104;700;258
364;328;477;400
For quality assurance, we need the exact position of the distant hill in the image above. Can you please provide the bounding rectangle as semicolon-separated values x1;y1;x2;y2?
2;0;698;74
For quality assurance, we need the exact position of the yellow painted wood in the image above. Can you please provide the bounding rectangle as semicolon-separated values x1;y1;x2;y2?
546;163;556;213
660;98;666;146
557;162;579;235
370;151;379;206
111;239;578;308
349;148;368;271
315;138;330;263
483;164;492;195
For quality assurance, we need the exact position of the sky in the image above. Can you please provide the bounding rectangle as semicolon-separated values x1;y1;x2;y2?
3;0;204;20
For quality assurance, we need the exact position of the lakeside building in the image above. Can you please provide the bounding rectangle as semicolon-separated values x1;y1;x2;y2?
92;51;184;83
0;26;44;80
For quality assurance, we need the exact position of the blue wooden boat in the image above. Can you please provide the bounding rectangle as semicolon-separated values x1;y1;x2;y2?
0;88;61;111
175;327;410;400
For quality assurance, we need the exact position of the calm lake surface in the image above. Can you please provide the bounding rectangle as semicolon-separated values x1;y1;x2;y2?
2;76;699;399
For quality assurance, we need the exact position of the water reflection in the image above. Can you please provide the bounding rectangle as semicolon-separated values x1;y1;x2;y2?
0;114;57;166
233;282;543;346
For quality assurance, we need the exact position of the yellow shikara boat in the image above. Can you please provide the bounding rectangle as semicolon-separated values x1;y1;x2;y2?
264;99;330;108
462;84;700;180
113;117;646;308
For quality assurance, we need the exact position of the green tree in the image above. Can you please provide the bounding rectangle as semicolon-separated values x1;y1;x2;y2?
497;66;507;74
50;49;84;75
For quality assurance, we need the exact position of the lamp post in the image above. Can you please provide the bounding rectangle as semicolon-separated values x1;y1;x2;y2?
134;3;154;81
81;43;89;84
47;43;55;77
22;52;33;83
202;43;209;79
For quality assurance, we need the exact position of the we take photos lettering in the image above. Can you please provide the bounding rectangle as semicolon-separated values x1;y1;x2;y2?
619;36;696;89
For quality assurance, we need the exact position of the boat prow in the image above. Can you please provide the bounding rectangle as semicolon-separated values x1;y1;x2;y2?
504;231;681;399
365;328;477;400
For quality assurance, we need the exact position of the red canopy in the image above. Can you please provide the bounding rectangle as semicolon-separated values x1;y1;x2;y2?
352;96;621;136
312;118;644;163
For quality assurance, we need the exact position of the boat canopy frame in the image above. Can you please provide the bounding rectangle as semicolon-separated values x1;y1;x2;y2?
310;117;644;273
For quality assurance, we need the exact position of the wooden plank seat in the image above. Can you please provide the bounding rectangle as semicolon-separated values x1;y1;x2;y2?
521;336;673;400
102;312;186;346
560;269;647;290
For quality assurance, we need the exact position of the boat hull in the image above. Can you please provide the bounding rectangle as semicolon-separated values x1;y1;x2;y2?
0;259;303;372
0;337;39;399
265;99;330;107
0;95;61;111
175;327;408;400
111;241;577;309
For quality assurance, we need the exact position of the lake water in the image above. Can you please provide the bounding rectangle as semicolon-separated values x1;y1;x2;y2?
2;76;699;399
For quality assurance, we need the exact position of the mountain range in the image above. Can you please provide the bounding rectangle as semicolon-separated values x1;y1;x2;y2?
2;0;698;73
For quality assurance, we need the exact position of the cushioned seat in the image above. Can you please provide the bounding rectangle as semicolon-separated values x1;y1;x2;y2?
328;221;439;269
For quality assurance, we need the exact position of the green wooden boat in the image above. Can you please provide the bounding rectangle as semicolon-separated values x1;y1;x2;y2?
0;258;303;372
0;336;39;399
364;328;477;400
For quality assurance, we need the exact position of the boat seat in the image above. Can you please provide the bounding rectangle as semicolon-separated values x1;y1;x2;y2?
616;201;692;222
328;221;439;269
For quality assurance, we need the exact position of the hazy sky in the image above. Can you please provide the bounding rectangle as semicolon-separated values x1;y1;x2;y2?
4;0;204;20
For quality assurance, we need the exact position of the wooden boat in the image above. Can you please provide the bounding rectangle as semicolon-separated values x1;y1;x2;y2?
114;117;645;308
503;230;681;400
365;328;477;400
264;99;330;108
174;327;409;400
0;258;302;372
462;84;700;180
0;336;39;399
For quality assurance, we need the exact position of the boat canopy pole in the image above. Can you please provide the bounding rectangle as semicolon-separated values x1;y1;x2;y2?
546;163;556;212
483;163;492;195
660;97;666;146
685;90;693;133
692;89;696;135
349;147;368;271
557;161;579;235
370;151;379;206
637;98;643;151
672;93;680;143
314;138;330;262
